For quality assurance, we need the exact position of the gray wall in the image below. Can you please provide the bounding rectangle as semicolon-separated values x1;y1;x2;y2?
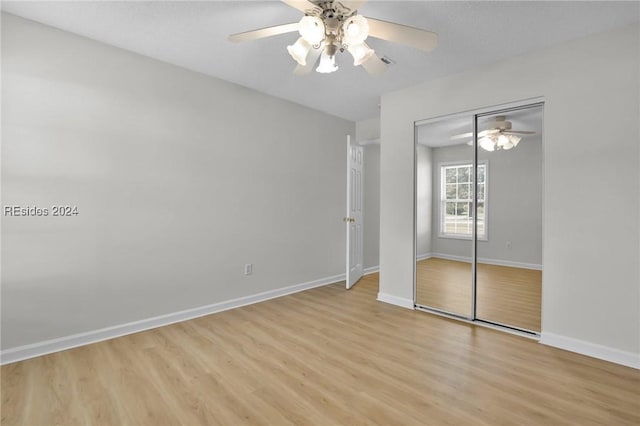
1;14;354;349
416;144;432;258
429;135;543;267
356;117;380;142
362;144;380;270
379;24;639;359
356;117;381;270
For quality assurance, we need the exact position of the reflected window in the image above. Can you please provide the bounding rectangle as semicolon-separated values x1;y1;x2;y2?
440;162;487;239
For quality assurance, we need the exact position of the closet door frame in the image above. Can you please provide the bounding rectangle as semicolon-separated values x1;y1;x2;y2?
414;97;545;337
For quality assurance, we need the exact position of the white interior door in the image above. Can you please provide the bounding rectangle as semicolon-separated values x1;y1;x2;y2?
346;135;364;289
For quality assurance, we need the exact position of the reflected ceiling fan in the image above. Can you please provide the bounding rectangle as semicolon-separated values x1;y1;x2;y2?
451;116;536;151
228;0;438;75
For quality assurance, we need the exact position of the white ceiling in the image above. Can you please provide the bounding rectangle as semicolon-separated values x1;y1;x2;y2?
2;1;639;122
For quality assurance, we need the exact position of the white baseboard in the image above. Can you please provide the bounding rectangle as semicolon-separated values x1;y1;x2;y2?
540;332;640;369
416;253;432;261
363;266;379;275
377;292;414;309
429;253;542;271
429;253;469;263
1;273;345;365
478;257;542;271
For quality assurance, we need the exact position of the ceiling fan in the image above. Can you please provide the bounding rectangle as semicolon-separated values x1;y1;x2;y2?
228;0;438;75
452;116;536;151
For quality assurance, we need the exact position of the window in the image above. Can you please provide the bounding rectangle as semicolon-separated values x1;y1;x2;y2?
440;162;487;239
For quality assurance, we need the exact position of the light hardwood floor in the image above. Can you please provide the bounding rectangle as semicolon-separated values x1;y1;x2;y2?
416;257;473;316
416;257;542;331
2;273;639;425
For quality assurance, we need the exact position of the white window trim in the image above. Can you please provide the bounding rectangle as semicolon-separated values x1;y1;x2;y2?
437;160;489;241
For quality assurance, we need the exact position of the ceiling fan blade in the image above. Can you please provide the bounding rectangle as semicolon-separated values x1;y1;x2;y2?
451;132;473;140
361;53;388;75
451;129;496;140
293;45;323;75
229;22;299;43
366;17;438;52
338;0;368;12
280;0;322;15
503;130;536;135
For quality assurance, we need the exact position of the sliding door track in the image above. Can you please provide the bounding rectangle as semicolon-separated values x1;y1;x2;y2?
415;304;540;339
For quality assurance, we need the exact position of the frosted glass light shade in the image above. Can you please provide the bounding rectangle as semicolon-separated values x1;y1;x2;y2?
477;134;522;151
497;134;510;149
342;15;369;45
347;42;374;66
473;132;523;151
316;51;338;73
299;16;325;44
479;136;496;152
287;37;311;66
497;134;522;150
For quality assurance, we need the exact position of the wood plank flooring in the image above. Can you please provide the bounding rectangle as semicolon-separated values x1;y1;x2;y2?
416;257;473;316
416;258;542;331
3;273;639;425
477;262;542;331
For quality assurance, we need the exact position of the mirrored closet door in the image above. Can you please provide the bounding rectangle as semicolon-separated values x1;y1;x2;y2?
475;106;543;332
415;103;543;334
415;114;474;319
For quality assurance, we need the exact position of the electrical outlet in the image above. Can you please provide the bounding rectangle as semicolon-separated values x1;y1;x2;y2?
244;264;253;275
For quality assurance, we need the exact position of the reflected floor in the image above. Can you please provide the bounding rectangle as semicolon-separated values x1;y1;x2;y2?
416;257;541;332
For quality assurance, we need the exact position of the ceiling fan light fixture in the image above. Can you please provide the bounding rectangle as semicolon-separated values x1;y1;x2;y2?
229;1;439;76
324;42;338;57
496;134;522;150
475;134;523;151
342;15;369;45
287;37;312;66
455;116;531;151
497;134;510;149
348;42;374;66
479;136;496;152
316;51;338;73
299;16;325;44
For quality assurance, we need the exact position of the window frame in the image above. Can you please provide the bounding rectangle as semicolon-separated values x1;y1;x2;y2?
438;160;488;241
